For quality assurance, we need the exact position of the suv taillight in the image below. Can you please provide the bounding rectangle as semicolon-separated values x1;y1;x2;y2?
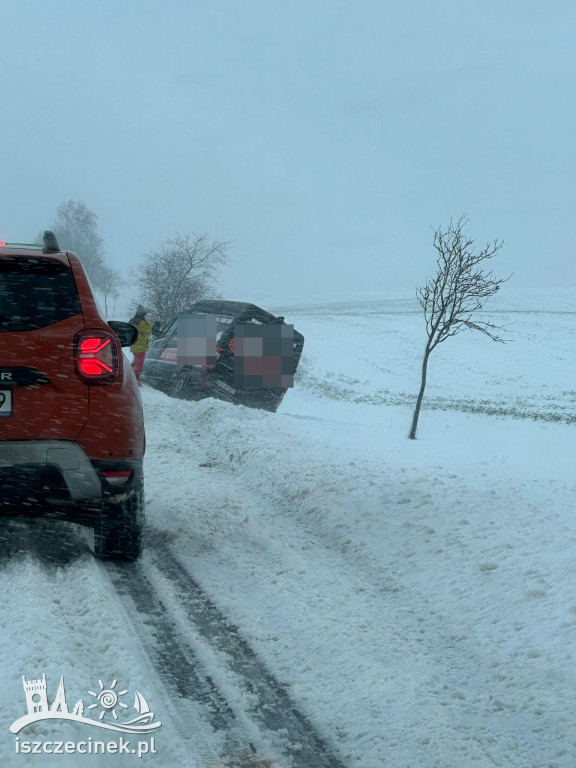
74;330;120;384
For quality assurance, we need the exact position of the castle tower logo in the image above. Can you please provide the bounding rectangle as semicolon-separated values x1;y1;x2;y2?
11;674;161;735
23;674;49;715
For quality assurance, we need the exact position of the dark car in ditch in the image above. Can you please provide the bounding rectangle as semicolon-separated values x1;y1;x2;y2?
141;300;304;412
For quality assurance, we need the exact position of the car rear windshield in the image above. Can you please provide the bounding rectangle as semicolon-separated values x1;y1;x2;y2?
0;257;82;331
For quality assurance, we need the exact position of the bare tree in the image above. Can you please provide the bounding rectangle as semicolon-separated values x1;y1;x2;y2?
99;266;124;317
46;200;108;292
409;215;510;439
134;233;230;329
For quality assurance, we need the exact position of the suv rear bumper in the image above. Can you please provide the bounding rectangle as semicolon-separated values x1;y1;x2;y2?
0;441;143;525
0;441;101;501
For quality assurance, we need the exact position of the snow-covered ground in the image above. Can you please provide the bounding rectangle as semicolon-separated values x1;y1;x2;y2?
0;291;574;767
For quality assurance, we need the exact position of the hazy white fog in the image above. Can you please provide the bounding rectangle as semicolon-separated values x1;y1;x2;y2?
1;0;574;303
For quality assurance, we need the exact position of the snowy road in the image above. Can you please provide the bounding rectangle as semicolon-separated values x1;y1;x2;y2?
0;294;575;767
0;516;347;767
109;537;348;767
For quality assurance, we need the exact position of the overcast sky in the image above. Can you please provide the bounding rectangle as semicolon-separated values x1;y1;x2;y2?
1;0;574;304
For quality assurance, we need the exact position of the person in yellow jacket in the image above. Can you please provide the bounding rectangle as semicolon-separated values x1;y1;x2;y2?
129;305;153;384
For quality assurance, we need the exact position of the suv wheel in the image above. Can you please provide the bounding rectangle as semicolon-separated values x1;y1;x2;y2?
93;476;144;561
171;368;207;401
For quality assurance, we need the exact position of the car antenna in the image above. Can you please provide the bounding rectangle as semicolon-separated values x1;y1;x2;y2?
43;230;61;252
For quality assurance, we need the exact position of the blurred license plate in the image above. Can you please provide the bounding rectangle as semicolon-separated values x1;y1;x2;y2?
0;390;12;417
216;380;236;395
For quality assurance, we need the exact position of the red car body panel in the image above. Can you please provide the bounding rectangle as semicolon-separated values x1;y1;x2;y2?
0;314;89;440
0;245;145;458
76;363;145;460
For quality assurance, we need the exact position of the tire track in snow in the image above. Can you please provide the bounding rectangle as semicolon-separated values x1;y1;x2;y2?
105;560;235;735
107;548;347;768
145;533;348;768
107;559;274;767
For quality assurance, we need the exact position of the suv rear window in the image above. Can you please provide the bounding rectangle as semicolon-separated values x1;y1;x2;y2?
0;257;82;331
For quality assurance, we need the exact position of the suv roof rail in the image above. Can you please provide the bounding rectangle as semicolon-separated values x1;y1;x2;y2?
43;230;61;253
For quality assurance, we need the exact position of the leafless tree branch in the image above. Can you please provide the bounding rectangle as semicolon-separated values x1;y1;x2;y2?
133;232;230;329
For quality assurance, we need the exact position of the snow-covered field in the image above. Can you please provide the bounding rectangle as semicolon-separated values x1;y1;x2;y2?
0;291;574;767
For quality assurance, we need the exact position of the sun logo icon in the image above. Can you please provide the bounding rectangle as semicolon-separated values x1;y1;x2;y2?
87;680;129;721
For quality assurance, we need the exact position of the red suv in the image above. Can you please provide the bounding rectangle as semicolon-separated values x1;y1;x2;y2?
0;232;145;560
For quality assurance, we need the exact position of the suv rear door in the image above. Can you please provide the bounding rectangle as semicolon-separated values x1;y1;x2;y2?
0;253;88;440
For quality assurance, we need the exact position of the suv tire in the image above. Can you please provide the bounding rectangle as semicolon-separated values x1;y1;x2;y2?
171;368;208;401
93;476;144;561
